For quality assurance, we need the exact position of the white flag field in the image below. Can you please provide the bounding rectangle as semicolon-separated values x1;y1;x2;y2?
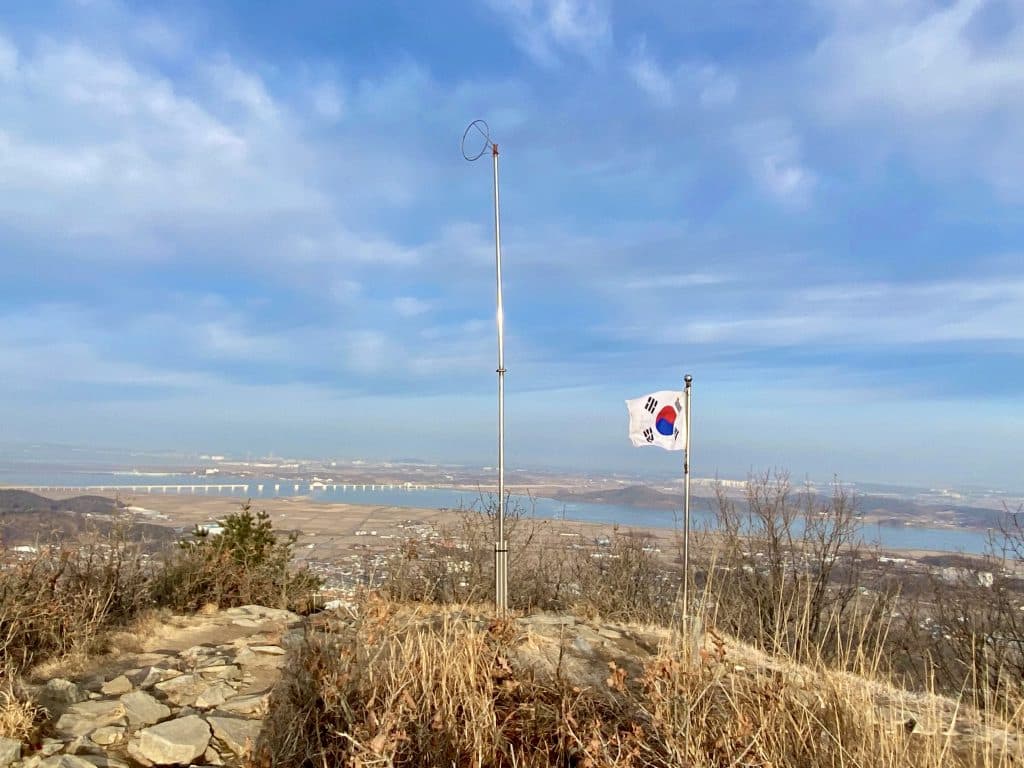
626;391;686;450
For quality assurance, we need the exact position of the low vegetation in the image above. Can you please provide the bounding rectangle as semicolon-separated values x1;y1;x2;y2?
151;502;320;613
0;501;319;739
1;477;1021;767
257;595;1022;768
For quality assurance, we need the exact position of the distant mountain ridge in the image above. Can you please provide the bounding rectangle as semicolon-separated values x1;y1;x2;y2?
553;485;682;510
0;489;122;516
0;490;176;549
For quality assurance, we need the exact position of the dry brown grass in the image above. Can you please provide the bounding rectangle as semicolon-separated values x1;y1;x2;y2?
255;594;1023;768
0;685;40;741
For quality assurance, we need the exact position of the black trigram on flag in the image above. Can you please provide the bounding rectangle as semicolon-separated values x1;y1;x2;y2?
644;396;657;414
643;427;655;443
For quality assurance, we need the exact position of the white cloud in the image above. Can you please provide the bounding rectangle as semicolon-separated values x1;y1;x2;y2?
331;279;362;304
618;276;1024;347
0;34;17;78
311;81;344;120
0;34;455;269
627;48;674;107
734;119;816;205
134;15;186;57
393;297;432;317
812;0;1024;118
198;320;284;359
627;40;736;109
695;65;737;107
483;0;611;65
345;330;389;374
205;57;277;121
808;0;1024;196
624;273;728;290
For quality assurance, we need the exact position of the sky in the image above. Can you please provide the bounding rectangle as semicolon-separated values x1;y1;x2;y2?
0;0;1021;489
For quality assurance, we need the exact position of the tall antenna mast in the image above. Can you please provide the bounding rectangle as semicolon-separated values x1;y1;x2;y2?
463;120;508;615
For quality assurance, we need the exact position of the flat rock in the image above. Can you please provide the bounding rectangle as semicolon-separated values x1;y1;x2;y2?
153;675;209;707
250;645;286;655
202;746;224;765
126;668;166;690
132;715;210;765
231;618;260;628
54;700;126;737
38;679;86;713
78;676;105;694
207;716;262;757
197;655;231;668
120;691;171;728
575;625;603;643
38;756;97;768
237;605;300;623
215;692;269;716
64;735;104;756
194;682;236;710
79;757;131;768
196;665;240;682
39;739;63;757
89;725;125;746
100;676;133;696
233;648;281;668
0;736;20;767
572;637;593;654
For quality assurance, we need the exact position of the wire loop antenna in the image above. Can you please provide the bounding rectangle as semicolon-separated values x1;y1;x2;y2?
461;119;492;161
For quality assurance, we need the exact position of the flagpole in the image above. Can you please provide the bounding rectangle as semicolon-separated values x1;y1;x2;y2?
682;374;692;622
492;142;508;616
461;120;508;616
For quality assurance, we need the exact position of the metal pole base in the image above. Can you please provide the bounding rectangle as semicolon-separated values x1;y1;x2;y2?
494;541;508;614
681;615;703;665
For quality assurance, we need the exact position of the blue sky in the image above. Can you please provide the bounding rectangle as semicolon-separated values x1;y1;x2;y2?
0;0;1021;488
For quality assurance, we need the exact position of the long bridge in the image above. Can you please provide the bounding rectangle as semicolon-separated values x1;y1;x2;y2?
3;482;429;495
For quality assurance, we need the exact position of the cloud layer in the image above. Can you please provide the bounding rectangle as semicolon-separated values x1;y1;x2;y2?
0;0;1021;487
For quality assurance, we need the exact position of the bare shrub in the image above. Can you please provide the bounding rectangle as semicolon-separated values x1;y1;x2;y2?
0;522;151;677
707;471;883;665
383;494;679;622
897;506;1024;707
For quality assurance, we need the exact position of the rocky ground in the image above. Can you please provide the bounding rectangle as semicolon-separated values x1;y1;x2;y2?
3;602;1018;767
3;605;302;768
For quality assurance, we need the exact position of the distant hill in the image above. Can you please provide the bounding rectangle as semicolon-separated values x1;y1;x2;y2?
553;485;682;510
0;490;176;550
550;485;1007;532
0;489;120;516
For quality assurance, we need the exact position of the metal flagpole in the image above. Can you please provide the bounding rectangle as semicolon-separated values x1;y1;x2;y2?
492;142;508;615
682;374;692;622
462;119;508;615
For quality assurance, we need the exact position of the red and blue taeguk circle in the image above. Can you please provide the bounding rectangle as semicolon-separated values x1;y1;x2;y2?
655;405;677;436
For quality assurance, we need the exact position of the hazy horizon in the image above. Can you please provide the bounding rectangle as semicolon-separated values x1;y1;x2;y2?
2;438;1021;496
1;2;1021;491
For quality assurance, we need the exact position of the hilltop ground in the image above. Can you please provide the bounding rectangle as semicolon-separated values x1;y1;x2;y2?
10;597;1022;768
2;478;1022;767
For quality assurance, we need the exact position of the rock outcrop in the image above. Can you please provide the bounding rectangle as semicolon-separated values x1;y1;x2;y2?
17;605;301;768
